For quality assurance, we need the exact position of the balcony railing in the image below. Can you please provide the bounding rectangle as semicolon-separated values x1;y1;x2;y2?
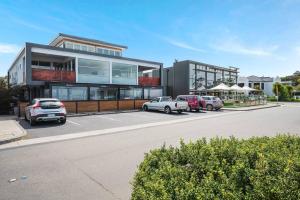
32;68;75;83
138;77;160;86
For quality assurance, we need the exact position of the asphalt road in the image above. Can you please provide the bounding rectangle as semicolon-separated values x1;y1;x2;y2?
19;110;222;139
1;103;300;200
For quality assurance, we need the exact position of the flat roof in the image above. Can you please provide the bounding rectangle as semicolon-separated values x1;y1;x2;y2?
27;42;162;66
182;60;239;72
49;33;128;49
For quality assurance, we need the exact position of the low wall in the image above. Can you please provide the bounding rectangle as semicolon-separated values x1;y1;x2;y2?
18;99;149;116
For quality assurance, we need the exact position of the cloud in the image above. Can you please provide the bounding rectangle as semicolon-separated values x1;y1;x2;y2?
162;37;206;53
0;43;20;54
211;39;278;57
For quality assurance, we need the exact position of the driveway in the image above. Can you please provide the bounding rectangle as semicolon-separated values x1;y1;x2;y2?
19;110;227;138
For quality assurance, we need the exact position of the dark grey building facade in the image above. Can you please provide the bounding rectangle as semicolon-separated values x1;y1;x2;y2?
164;60;239;98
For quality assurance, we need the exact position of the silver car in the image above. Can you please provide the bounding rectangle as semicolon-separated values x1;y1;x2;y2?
25;98;67;125
201;96;223;111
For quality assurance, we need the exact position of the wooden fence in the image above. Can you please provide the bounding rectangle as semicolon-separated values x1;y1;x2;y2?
18;99;148;117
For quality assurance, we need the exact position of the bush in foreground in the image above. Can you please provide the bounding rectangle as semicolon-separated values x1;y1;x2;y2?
131;135;300;200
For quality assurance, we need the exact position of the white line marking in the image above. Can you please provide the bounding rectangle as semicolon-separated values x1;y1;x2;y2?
67;120;81;126
0;111;243;150
94;115;120;121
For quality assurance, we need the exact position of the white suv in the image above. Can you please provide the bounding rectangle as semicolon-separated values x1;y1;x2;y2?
25;98;67;125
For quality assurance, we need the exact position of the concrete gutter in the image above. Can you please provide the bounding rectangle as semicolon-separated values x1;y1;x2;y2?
222;104;281;111
0;116;27;145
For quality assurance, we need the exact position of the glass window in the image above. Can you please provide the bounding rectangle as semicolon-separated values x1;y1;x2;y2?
134;88;143;99
120;88;134;99
109;50;114;56
87;46;95;52
103;49;109;55
65;42;73;49
196;71;206;90
90;87;117;100
189;63;196;90
78;58;110;84
52;86;87;100
115;51;121;56
97;48;103;54
74;44;81;50
207;72;215;88
112;62;137;85
149;88;162;98
161;97;172;102
81;45;87;51
216;70;223;83
39;61;51;67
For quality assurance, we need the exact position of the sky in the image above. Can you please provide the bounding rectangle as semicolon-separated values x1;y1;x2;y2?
0;0;300;77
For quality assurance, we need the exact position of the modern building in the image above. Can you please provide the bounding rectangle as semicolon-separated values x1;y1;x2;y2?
164;60;239;97
8;33;163;101
238;76;281;96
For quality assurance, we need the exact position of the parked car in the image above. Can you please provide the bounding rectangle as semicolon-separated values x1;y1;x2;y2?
201;96;223;111
176;95;205;112
25;98;67;125
142;96;188;114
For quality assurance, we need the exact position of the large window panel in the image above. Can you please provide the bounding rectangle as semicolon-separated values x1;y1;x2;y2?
90;87;117;100
207;72;215;88
52;86;87;100
112;62;137;85
78;58;110;84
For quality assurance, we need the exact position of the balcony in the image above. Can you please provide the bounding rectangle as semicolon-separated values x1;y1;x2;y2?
32;68;75;83
138;77;160;86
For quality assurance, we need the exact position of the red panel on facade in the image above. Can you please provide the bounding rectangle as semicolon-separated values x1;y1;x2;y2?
32;69;75;83
138;77;160;86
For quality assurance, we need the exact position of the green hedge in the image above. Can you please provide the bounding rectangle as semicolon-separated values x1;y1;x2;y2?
132;135;300;200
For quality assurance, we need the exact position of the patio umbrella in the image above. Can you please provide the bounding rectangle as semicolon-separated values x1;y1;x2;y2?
230;84;244;92
208;83;231;91
230;84;244;101
242;86;256;91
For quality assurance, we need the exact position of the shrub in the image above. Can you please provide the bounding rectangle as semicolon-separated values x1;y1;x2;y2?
132;135;300;200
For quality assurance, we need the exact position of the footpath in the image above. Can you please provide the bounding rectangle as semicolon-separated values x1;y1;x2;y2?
0;115;26;144
222;103;281;111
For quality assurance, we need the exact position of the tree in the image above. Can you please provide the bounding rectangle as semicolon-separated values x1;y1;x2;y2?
272;83;290;101
0;76;11;114
286;85;294;97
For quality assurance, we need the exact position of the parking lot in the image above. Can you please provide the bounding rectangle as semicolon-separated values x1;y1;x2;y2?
19;110;228;138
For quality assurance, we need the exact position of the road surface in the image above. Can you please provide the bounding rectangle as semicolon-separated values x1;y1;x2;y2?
0;103;299;200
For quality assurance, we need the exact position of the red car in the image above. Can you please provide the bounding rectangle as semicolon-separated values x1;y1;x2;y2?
176;95;206;112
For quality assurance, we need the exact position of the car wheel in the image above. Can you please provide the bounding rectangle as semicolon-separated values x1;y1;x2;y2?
60;118;66;124
195;108;200;112
29;115;36;126
24;113;28;121
206;104;213;111
164;106;172;114
143;105;148;111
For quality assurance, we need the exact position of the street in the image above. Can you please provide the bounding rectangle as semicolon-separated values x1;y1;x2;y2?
1;103;300;200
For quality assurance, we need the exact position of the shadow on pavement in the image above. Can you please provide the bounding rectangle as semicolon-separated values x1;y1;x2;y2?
18;118;65;130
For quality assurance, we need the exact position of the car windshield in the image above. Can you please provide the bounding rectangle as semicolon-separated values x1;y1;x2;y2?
176;97;186;101
39;100;61;108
